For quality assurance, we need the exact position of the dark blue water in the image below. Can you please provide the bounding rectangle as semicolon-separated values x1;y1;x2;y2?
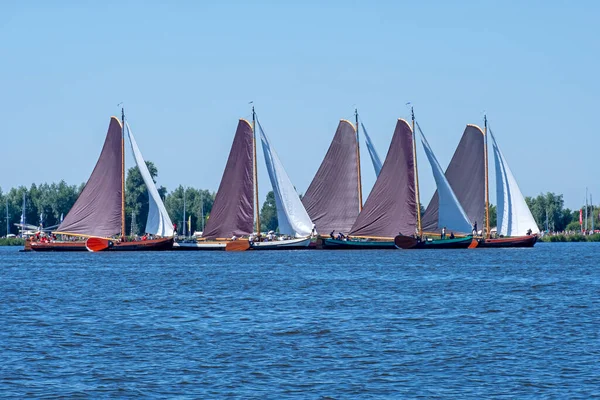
1;244;599;398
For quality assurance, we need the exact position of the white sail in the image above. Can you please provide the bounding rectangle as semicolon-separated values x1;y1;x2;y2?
416;121;472;233
490;129;539;236
126;122;174;237
257;120;313;237
361;122;383;176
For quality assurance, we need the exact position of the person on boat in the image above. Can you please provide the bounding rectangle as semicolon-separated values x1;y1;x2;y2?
472;221;478;236
450;232;455;239
173;222;177;235
330;230;335;239
142;234;147;241
526;228;532;235
441;227;446;240
311;224;316;237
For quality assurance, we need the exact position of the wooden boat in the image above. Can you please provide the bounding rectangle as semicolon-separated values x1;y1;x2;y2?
394;235;474;249
172;241;227;251
322;238;395;249
26;109;174;252
477;234;537;248
249;237;311;250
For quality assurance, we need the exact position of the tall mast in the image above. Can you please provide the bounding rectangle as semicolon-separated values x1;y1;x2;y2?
411;107;422;236
590;193;594;233
183;189;186;237
484;115;490;238
121;108;126;239
252;106;260;235
355;108;363;212
585;188;588;232
5;199;9;236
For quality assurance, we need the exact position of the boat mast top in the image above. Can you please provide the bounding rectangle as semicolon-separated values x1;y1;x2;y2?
252;105;260;236
411;107;422;237
484;114;490;238
121;107;126;239
355;108;363;212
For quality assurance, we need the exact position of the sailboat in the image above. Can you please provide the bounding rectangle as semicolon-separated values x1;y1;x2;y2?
249;109;314;249
174;118;254;250
477;116;538;247
175;108;313;251
394;108;475;249
25;110;174;252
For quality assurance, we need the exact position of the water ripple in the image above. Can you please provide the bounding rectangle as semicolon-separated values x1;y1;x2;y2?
1;243;599;398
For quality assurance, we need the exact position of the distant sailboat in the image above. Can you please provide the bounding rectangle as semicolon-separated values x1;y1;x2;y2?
176;108;313;251
250;111;314;249
26;110;174;252
394;108;475;249
174;119;255;250
477;116;538;247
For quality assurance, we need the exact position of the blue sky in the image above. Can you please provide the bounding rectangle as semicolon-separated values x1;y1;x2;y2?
1;1;598;209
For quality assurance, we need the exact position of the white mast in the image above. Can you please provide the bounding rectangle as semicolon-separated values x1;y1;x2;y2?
5;199;8;236
183;189;186;237
590;193;594;233
585;188;588;232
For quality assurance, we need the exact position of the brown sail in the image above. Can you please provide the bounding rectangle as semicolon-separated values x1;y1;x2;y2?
301;120;359;235
55;117;123;238
422;124;485;233
350;119;416;238
202;119;254;239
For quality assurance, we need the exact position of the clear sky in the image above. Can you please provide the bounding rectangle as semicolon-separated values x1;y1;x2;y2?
1;1;598;210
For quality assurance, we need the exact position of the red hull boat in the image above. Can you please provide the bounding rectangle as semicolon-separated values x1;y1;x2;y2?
476;235;537;248
25;237;174;252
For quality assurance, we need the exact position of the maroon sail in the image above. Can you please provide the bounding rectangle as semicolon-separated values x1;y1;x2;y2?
301;120;359;235
202;119;254;239
422;124;485;233
56;117;123;237
350;119;416;238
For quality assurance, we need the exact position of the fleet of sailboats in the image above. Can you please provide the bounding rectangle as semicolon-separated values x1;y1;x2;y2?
21;105;541;252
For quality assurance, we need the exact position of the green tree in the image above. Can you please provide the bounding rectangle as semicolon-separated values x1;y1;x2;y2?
260;190;278;232
125;161;167;235
164;186;215;235
525;192;572;232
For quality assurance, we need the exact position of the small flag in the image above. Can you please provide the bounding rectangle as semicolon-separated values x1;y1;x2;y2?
40;212;43;224
579;209;583;225
20;213;24;225
60;213;64;223
188;215;191;233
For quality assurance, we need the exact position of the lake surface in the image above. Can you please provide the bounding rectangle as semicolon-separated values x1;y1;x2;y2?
1;243;599;398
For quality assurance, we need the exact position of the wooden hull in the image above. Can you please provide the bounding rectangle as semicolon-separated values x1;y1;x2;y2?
249;237;311;250
322;238;395;249
173;241;227;251
476;235;537;248
394;235;474;249
26;237;173;252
